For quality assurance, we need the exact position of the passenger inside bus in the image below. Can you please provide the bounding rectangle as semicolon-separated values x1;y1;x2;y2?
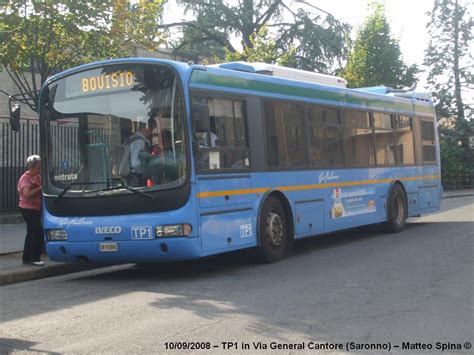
127;117;155;186
193;103;221;169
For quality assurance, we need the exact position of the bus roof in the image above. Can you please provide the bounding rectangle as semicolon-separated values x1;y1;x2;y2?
190;62;435;117
212;62;348;88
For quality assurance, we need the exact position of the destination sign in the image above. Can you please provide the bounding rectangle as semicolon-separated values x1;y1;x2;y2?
63;68;137;99
81;71;134;93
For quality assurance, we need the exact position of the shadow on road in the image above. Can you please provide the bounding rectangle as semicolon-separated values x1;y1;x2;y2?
0;337;61;354
70;221;431;282
1;216;473;346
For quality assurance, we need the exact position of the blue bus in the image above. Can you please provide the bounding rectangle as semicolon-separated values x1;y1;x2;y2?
40;59;441;264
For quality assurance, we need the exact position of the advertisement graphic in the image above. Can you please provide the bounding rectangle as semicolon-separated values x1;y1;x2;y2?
331;187;376;218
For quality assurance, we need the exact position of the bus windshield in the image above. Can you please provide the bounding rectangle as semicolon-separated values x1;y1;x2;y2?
42;63;187;196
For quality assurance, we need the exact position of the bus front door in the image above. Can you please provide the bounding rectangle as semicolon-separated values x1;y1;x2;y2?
197;175;256;255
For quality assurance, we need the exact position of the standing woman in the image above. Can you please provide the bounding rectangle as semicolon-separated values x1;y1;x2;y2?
18;155;44;266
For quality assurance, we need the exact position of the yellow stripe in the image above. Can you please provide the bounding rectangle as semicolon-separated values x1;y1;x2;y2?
196;175;439;198
197;187;269;198
399;175;438;181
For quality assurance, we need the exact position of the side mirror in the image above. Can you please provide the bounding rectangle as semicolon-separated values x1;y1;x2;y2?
10;104;20;132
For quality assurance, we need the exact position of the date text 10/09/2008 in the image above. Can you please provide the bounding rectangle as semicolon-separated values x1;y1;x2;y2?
164;341;471;352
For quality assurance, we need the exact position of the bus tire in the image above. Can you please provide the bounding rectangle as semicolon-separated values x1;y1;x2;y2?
384;183;407;233
257;196;290;263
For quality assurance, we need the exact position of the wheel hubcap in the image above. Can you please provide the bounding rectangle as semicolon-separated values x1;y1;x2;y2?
266;210;285;246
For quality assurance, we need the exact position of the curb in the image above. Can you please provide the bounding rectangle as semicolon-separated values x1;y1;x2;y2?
0;214;24;224
0;263;100;286
443;193;474;199
0;251;25;257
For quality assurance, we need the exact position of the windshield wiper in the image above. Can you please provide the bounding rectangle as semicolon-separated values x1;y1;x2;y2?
54;178;156;202
54;181;85;205
54;167;85;204
85;181;156;200
120;184;156;200
54;177;122;204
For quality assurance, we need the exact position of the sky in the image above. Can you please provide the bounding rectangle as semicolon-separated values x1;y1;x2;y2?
164;0;432;82
303;0;432;67
163;0;473;100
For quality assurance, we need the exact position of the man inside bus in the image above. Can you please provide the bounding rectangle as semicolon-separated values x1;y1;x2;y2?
127;115;156;186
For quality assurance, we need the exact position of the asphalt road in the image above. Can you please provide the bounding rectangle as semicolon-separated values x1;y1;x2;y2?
1;196;473;354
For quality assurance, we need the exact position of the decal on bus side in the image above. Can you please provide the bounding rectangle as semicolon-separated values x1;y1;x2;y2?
240;224;252;238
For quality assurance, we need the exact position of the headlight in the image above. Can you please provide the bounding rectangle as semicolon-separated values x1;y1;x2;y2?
47;229;68;241
156;224;192;238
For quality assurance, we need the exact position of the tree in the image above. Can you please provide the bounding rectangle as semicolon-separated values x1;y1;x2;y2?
110;0;165;53
223;26;297;66
343;3;418;88
0;0;165;113
424;0;472;121
164;0;350;73
439;119;474;188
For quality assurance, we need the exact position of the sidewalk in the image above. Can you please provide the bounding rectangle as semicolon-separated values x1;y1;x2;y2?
0;223;27;254
443;188;474;199
0;252;98;285
1;189;473;285
0;223;99;285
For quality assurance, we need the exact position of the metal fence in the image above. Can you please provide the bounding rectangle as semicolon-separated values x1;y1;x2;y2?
1;118;40;212
441;163;474;190
1;118;111;213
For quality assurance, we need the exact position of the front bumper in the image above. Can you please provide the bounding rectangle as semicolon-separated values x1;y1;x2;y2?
46;237;201;264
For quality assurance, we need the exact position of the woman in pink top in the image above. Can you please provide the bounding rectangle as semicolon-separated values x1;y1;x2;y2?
17;155;44;266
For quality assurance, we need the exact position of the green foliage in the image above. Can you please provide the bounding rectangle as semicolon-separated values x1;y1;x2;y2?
439;120;474;188
222;26;297;66
111;0;165;52
440;135;463;188
0;0;165;112
343;2;418;88
426;0;473;188
424;0;472;121
170;0;350;73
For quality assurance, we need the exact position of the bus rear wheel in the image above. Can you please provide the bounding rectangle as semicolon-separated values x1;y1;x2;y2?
258;196;290;263
384;183;407;233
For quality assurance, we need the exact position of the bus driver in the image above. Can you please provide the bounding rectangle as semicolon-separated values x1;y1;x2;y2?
127;116;156;186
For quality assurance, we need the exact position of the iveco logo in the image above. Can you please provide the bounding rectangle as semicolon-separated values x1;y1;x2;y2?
95;226;122;234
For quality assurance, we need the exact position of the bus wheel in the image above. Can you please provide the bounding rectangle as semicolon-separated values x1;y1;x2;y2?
258;196;289;262
385;184;407;233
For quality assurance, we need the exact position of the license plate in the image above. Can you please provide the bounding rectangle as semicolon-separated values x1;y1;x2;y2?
99;242;118;252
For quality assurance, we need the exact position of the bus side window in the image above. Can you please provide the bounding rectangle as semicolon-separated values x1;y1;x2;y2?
344;110;375;167
264;100;308;169
420;118;437;164
308;105;344;168
373;112;395;166
412;116;423;164
192;96;250;171
395;115;415;165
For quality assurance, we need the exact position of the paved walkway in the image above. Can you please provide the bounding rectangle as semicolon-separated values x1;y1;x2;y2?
0;190;472;285
0;223;26;254
443;188;474;198
0;223;98;285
